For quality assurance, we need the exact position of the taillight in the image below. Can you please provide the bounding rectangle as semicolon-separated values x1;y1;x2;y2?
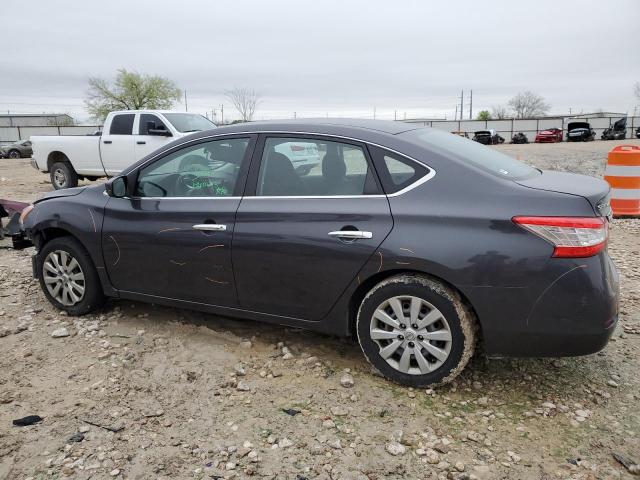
512;216;608;258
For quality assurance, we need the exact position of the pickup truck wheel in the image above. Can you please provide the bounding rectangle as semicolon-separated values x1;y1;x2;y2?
50;162;78;190
37;236;105;315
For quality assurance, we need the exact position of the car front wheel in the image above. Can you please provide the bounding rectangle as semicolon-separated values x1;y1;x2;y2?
357;274;476;387
37;236;105;315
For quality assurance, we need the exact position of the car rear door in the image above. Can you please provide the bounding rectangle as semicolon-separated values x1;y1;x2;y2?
100;113;136;174
232;134;393;321
102;135;256;307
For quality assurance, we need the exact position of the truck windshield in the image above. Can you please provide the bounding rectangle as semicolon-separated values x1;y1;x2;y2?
402;128;539;180
163;113;215;133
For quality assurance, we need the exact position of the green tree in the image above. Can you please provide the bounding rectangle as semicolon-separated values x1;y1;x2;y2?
476;110;491;121
85;69;181;121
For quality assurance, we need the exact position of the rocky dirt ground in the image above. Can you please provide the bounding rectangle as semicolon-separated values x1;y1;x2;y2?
0;139;639;480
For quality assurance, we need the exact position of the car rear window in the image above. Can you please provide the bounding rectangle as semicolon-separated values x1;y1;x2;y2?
109;114;135;135
402;128;539;180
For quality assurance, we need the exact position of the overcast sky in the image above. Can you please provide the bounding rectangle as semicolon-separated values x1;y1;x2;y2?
2;0;639;123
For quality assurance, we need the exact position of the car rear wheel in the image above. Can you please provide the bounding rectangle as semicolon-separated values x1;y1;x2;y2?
357;274;476;387
8;150;21;159
50;162;79;189
37;236;105;315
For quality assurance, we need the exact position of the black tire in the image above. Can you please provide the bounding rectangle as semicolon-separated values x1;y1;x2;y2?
8;150;21;159
50;161;79;189
356;274;476;387
37;236;106;315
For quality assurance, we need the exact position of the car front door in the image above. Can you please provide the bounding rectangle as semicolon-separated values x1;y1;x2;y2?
232;135;393;321
100;113;136;174
102;135;256;307
134;113;173;159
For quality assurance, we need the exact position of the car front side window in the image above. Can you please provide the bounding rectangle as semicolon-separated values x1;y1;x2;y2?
134;138;249;198
256;137;380;196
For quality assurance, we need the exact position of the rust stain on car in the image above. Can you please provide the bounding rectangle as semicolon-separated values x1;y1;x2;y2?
157;227;181;234
88;209;97;233
198;244;225;253
108;235;120;266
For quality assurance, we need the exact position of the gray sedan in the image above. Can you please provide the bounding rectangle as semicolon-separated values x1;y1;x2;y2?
1;139;32;159
18;119;618;387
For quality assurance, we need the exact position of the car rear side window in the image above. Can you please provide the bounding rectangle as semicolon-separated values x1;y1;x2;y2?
368;145;429;194
256;137;380;196
109;114;135;135
402;128;539;180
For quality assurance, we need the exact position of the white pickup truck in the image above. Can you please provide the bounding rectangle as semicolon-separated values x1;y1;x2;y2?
31;110;216;189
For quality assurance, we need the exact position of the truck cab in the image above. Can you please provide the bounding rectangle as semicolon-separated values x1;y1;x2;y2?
97;111;215;175
30;110;215;189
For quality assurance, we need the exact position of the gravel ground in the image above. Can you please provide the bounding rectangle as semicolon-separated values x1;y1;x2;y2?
0;139;639;480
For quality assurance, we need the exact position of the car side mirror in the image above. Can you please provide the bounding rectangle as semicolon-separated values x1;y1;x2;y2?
147;122;172;137
106;176;127;198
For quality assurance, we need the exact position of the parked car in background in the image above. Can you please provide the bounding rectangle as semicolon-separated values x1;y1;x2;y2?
0;139;33;159
16;119;618;387
567;122;595;142
472;129;504;145
511;132;529;144
636;127;640;139
600;117;627;140
601;117;627;140
535;128;563;143
30;110;215;189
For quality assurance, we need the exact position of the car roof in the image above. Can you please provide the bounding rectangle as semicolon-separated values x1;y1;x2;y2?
207;118;421;136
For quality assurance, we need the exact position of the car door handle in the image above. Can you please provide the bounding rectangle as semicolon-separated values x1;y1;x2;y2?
328;230;373;239
103;140;112;144
193;224;227;232
137;141;146;145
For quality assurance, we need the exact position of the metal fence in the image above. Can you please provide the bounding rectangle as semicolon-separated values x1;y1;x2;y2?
405;116;640;141
0;125;101;144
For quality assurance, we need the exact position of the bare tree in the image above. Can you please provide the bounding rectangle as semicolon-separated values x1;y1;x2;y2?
507;91;550;118
225;87;261;122
491;105;509;119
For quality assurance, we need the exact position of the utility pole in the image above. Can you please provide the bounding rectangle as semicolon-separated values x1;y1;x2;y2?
394;110;397;121
184;91;188;112
459;90;464;121
221;104;224;124
469;90;473;120
373;106;376;119
293;111;296;119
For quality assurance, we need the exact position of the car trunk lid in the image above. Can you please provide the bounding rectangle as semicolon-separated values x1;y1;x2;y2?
516;170;612;217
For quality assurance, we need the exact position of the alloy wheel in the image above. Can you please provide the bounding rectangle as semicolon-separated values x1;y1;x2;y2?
43;250;85;306
369;295;452;375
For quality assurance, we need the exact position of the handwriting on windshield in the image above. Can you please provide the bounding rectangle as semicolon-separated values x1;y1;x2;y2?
189;179;228;196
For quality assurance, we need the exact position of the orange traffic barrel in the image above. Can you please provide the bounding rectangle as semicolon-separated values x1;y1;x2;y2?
604;145;640;217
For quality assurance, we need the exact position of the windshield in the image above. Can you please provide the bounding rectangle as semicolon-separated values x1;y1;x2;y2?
402;128;539;180
162;113;215;133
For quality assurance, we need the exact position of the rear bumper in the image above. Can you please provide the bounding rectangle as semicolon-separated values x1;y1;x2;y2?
475;253;619;357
